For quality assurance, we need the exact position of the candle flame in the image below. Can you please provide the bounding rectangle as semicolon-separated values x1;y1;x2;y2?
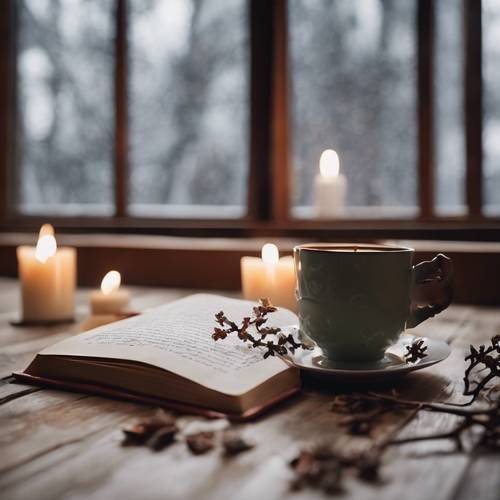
262;243;279;265
319;149;340;178
38;223;55;238
35;234;57;263
101;270;121;295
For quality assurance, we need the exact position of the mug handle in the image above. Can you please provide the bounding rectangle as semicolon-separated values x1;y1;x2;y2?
406;253;453;328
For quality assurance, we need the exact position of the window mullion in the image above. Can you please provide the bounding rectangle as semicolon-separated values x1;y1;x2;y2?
114;0;129;218
270;0;290;223
248;0;274;221
0;0;15;224
464;0;483;217
417;0;435;219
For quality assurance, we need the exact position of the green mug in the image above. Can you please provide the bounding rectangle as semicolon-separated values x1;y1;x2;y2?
293;243;453;362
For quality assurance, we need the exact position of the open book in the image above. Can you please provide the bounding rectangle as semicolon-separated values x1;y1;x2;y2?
15;294;300;420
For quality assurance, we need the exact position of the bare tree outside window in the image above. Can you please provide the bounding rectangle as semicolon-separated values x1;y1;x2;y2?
129;0;249;218
289;0;417;218
17;0;114;215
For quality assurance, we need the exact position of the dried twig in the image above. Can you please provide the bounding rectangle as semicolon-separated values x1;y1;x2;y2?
463;334;500;401
331;393;403;436
294;336;499;494
212;298;310;359
330;336;500;452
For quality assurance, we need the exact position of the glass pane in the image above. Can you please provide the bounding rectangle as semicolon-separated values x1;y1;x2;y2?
483;0;500;215
17;0;114;215
435;0;465;215
289;0;417;218
129;0;249;218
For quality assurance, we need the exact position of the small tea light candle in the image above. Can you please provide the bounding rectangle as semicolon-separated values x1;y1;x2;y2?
241;243;297;311
17;224;76;322
80;271;134;332
90;270;130;314
314;149;347;218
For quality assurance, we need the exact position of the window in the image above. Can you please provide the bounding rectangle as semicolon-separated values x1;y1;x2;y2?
483;0;500;215
435;0;465;215
0;0;499;238
11;0;249;219
17;0;115;215
289;0;417;217
129;0;249;218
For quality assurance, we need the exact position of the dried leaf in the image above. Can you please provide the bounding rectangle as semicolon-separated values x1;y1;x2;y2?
356;452;381;482
122;424;150;446
222;431;254;456
186;431;215;455
122;410;177;448
404;338;428;364
290;448;343;494
147;425;177;451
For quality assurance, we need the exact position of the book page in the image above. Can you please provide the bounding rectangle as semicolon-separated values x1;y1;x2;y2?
39;294;299;394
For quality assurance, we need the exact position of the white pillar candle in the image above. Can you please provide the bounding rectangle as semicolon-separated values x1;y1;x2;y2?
17;224;76;322
314;149;347;218
90;270;130;314
241;243;297;312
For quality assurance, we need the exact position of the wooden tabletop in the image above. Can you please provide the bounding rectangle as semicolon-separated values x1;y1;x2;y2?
0;277;499;500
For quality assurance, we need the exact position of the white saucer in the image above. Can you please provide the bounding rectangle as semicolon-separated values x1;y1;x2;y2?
284;326;451;382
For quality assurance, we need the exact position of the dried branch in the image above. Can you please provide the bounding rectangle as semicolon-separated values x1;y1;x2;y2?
330;336;500;452
463;334;500;401
331;393;403;435
212;298;311;359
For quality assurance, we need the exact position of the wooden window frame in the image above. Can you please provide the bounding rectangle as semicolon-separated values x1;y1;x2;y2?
0;0;499;242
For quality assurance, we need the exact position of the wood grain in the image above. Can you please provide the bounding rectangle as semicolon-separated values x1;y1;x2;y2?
0;278;498;500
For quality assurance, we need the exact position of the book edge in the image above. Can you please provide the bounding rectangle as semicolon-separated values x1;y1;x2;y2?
12;371;300;422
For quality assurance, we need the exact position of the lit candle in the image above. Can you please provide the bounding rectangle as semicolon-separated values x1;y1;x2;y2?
314;149;347;218
241;243;297;311
90;270;130;314
17;224;76;322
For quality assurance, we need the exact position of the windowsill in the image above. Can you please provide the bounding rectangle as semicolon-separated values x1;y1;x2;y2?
292;205;419;219
2;214;500;245
0;233;499;305
17;204;247;219
0;232;301;252
2;232;500;253
128;204;246;219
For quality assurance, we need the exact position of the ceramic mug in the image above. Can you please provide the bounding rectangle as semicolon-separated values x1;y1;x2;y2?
293;243;453;362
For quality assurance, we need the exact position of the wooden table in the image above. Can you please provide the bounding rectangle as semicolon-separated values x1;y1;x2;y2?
0;277;499;500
